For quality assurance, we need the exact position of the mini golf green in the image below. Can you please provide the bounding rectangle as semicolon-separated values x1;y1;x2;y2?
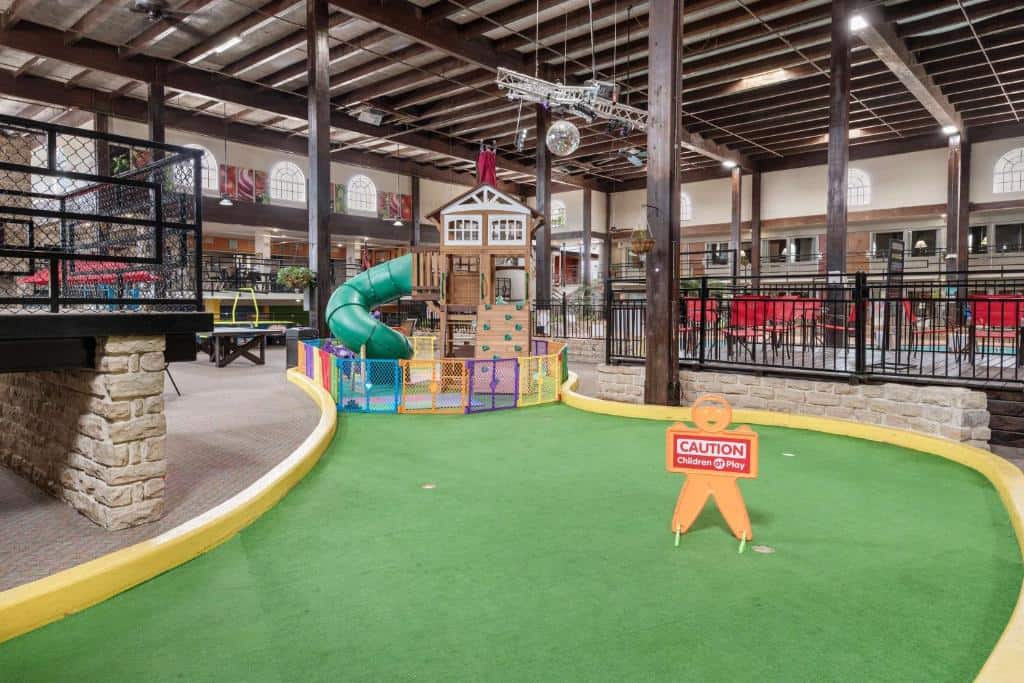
0;405;1020;682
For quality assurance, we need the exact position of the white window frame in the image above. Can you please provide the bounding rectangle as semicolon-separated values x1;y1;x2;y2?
346;174;377;213
184;144;218;193
269;161;306;203
680;191;693;222
993;148;1024;194
847;167;871;206
445;214;483;245
488;215;526;245
551;199;567;230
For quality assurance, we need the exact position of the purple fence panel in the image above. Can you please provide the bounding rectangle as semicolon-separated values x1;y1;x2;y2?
465;358;519;413
531;338;549;355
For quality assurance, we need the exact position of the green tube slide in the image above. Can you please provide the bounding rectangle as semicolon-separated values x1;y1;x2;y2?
325;253;414;359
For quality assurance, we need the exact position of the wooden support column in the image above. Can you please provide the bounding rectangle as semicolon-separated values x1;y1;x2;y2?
148;64;165;162
644;0;682;406
730;166;742;280
825;0;851;275
306;0;332;336
93;112;110;176
946;133;971;276
410;175;421;246
603;192;612;280
582;187;592;289
535;104;552;303
750;171;762;285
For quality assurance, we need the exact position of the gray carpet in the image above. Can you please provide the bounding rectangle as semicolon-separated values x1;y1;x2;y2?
0;347;318;590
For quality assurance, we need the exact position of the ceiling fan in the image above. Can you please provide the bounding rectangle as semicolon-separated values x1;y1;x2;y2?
128;1;205;39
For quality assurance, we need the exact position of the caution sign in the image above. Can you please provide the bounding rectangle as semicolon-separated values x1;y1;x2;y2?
665;395;759;540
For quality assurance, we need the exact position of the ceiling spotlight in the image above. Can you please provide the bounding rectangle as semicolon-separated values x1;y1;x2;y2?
722;160;737;169
515;128;528;152
849;15;868;32
942;124;959;135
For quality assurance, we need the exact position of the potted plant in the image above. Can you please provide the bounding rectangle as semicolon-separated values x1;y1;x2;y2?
276;266;317;292
630;227;655;254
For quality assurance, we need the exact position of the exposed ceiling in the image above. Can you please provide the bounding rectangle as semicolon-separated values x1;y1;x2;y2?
0;0;1022;193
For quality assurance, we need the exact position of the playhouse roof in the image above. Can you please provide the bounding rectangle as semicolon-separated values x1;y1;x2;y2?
426;184;541;221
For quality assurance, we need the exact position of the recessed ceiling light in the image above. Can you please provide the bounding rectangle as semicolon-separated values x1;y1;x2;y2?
849;15;868;31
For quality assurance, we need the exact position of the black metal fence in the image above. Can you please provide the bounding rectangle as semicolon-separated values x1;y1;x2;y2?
532;297;606;339
606;269;1024;388
0;114;202;313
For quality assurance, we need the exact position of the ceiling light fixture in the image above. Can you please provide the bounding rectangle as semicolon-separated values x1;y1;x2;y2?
849;15;868;32
942;124;959;135
214;36;243;54
722;160;737;169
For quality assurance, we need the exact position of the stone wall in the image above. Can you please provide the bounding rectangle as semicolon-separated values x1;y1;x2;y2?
553;337;604;364
596;364;991;450
0;336;168;529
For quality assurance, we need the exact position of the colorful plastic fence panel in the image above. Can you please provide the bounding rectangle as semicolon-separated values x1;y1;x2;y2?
400;359;467;413
517;351;561;407
466;358;519;413
337;358;401;413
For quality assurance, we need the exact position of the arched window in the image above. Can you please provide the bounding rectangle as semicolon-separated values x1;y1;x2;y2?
680;191;693;222
270;161;306;202
184;144;218;192
847;168;871;206
346;174;377;213
551;199;567;230
994;148;1024;194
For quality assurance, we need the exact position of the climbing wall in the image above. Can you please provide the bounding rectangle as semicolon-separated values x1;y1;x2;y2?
475;302;530;360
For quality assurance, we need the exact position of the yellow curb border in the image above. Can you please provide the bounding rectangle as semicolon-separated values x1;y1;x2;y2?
0;368;336;644
561;372;1024;682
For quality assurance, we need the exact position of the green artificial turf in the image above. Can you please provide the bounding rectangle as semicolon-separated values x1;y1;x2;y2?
1;404;1020;682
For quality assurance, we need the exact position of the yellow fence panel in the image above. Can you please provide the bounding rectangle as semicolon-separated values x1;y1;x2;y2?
517;352;561;407
410;335;436;360
400;359;468;413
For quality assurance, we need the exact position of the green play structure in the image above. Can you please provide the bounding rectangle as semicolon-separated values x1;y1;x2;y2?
325;253;414;359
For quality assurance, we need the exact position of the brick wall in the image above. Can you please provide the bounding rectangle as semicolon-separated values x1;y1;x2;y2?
0;336;168;529
596;364;990;449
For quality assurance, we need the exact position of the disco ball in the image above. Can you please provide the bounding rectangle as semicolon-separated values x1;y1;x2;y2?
546;119;581;157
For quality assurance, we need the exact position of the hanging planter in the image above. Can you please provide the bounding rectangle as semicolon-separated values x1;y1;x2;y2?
277;266;316;292
630;228;655;255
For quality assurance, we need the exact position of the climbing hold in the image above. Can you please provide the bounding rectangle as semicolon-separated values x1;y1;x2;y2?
514;345;523;352
514;324;522;331
483;323;490;331
492;355;500;361
484;303;492;310
504;334;512;341
481;345;490;351
504;314;512;321
515;303;523;310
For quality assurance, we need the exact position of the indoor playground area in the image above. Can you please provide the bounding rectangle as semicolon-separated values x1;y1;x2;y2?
3;1;1024;682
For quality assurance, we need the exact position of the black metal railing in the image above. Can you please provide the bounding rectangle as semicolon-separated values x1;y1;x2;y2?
0;114;202;313
605;268;1024;388
532;296;607;339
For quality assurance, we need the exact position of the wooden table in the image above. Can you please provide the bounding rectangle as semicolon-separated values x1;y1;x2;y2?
197;327;282;367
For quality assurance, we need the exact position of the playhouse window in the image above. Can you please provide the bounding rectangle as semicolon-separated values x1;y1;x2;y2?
489;216;525;244
445;215;482;244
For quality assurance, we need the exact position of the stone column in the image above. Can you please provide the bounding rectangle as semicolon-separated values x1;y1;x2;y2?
0;335;168;529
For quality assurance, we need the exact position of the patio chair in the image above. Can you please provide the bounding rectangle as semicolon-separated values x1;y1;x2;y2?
968;295;1024;366
679;298;718;358
724;295;770;362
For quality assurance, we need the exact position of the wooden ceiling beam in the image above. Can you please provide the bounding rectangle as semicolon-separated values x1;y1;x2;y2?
851;6;962;132
0;67;525;193
327;0;537;75
2;0;44;29
65;0;120;45
175;0;302;66
223;11;359;75
258;26;393;87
